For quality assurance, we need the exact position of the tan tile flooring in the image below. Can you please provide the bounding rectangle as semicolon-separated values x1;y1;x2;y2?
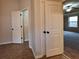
0;42;70;59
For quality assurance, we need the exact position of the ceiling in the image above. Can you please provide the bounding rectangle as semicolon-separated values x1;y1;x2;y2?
64;0;79;14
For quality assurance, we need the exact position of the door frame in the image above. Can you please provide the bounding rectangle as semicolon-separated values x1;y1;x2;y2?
11;11;23;43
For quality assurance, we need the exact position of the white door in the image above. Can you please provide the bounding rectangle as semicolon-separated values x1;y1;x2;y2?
11;11;23;43
45;1;64;57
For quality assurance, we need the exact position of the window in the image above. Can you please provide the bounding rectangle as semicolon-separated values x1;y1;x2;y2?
68;16;78;27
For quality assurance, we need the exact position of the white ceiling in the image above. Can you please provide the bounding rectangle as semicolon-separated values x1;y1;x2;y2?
64;0;79;13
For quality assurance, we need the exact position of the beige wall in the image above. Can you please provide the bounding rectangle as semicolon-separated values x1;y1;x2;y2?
19;0;31;10
0;0;32;43
0;0;19;43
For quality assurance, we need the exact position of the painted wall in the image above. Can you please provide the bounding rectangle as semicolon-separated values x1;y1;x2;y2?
0;0;34;48
31;0;47;58
19;0;31;10
0;0;36;57
0;0;19;43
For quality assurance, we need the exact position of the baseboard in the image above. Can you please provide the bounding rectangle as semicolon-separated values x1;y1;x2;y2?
24;39;29;41
29;44;32;49
30;47;44;59
30;47;36;59
0;42;12;45
35;54;44;59
35;54;70;59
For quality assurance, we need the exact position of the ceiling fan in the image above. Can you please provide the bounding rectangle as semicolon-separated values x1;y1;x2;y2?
64;4;79;12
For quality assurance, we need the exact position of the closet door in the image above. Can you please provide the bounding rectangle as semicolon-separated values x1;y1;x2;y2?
45;0;64;57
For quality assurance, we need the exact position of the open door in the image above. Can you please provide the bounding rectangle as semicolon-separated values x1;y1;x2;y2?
45;1;64;57
11;11;23;43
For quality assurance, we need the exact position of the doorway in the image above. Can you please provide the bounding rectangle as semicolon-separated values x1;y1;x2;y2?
63;0;79;59
11;10;29;44
21;10;29;42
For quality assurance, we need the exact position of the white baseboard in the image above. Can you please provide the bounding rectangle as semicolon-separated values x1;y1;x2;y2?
35;54;44;59
0;42;12;45
24;39;29;41
30;47;44;59
29;44;32;49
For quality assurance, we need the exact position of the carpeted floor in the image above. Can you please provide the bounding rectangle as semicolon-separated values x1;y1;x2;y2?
64;31;79;50
64;31;79;59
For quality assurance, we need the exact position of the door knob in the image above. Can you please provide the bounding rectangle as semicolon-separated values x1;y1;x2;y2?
43;31;46;34
47;31;50;34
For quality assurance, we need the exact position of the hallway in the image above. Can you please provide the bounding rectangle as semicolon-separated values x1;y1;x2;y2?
0;42;35;59
0;42;69;59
